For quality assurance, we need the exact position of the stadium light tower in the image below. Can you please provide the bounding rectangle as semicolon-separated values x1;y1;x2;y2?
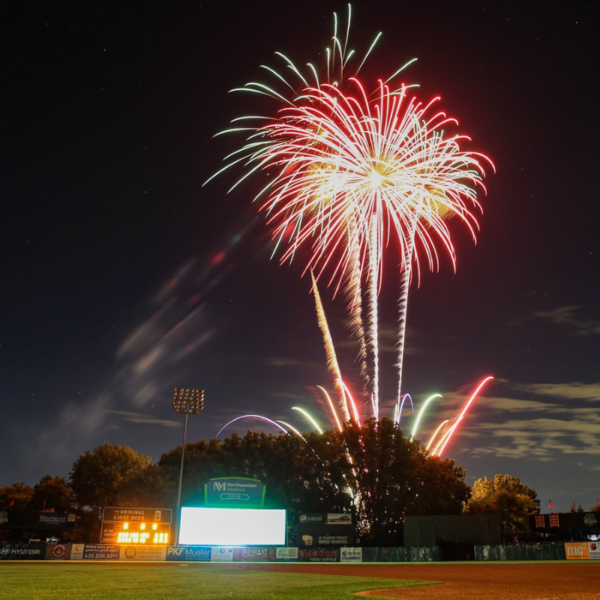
172;387;204;543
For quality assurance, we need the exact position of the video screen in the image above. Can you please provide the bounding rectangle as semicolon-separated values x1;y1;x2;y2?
178;507;286;546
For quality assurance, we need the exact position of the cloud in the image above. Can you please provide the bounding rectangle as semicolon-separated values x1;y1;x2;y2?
30;259;218;467
265;357;320;369
106;410;180;428
529;305;600;336
511;381;600;402
426;381;600;463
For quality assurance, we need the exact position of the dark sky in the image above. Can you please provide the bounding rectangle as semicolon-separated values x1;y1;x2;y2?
1;1;599;513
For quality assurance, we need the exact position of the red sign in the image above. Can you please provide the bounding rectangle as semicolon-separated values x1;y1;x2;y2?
535;515;545;528
549;514;560;528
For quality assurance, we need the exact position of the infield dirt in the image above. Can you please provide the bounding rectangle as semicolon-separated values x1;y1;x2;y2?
219;562;600;599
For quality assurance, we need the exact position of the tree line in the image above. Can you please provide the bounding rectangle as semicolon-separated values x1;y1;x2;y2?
1;418;548;544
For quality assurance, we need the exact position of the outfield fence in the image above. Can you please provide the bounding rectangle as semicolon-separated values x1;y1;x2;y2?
1;542;597;562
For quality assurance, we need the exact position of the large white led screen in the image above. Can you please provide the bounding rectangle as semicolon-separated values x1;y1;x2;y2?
178;507;286;546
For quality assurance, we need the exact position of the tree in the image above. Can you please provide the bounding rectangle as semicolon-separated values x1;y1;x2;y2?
69;443;153;542
330;418;470;545
31;475;74;513
70;443;152;509
157;419;469;545
463;474;540;537
0;483;34;512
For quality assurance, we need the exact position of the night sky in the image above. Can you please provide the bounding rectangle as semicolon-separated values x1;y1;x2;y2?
2;1;598;513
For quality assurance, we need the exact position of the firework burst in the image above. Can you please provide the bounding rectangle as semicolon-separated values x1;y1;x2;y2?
209;5;493;431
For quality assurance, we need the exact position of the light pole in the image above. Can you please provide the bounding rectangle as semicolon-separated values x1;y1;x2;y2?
172;387;204;544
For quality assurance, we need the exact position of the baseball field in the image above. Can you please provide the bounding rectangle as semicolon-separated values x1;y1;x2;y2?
1;561;600;599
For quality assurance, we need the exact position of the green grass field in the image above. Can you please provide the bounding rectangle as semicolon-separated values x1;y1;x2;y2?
0;563;434;599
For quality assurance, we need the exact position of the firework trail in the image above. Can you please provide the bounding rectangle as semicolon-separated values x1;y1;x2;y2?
311;271;350;422
410;393;441;440
317;385;343;432
368;219;380;418
344;221;370;396
435;375;494;456
426;419;450;452
216;415;289;437
292;406;324;434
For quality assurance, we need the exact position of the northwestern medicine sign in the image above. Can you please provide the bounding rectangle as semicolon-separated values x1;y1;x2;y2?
204;478;265;508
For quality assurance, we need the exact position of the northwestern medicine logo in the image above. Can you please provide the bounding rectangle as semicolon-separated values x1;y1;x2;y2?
205;477;265;508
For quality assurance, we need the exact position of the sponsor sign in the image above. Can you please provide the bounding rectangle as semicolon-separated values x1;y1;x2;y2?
45;543;72;560
204;478;265;508
119;545;167;561
276;547;298;562
102;507;172;523
37;513;76;528
167;546;211;562
210;547;234;562
565;542;600;560
327;513;352;525
298;513;324;525
71;544;85;560
340;547;362;563
300;534;353;546
0;543;45;560
240;547;269;562
299;547;339;562
82;544;120;560
565;542;590;560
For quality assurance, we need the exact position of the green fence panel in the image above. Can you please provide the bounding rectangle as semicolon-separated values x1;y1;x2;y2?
361;547;377;562
476;543;566;561
409;547;438;562
358;547;407;562
390;547;406;562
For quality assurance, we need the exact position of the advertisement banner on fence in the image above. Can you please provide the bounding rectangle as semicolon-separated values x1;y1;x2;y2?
119;545;166;561
71;544;85;560
210;547;234;562
565;542;590;560
326;513;352;525
83;544;120;560
45;543;72;560
566;542;600;560
166;546;211;561
0;543;45;560
299;547;339;562
298;513;324;526
276;547;298;562
300;533;353;546
340;547;362;562
240;547;270;562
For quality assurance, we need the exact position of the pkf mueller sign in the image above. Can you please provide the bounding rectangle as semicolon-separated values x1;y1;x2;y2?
204;478;265;508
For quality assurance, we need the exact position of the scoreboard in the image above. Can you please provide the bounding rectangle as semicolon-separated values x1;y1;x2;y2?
101;507;172;545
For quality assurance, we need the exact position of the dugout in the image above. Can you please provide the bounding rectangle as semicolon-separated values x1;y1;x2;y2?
404;513;502;561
